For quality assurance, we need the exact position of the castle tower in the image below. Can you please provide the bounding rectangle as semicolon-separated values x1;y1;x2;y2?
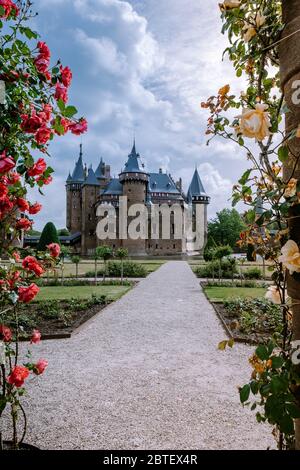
119;141;149;255
66;144;85;234
81;165;100;255
95;157;111;192
187;167;210;253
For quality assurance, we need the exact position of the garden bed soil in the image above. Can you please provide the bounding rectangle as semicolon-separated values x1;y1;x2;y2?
211;301;271;345
19;301;110;341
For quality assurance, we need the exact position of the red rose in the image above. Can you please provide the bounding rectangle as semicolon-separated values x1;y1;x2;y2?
69;119;88;136
8;270;20;288
28;202;42;215
0;150;16;174
36;175;52;185
60;65;72;87
16;197;29;212
0;0;19;19
47;243;61;258
16;217;32;231
7;172;20;184
21;113;42;133
33;359;48;376
0;182;8;199
31;329;41;344
37;41;50;60
27;158;47;177
22;256;44;277
34;56;49;74
18;283;39;303
38;104;52;123
7;366;29;388
0;196;13;218
54;83;68;103
35;126;52;145
0;324;12;342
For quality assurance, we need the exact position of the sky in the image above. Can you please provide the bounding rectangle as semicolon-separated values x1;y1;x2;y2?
30;0;248;231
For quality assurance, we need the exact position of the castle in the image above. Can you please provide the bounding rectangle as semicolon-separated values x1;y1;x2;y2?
66;142;210;256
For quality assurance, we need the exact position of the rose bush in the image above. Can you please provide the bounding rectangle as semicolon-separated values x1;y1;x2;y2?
0;0;86;449
203;0;300;450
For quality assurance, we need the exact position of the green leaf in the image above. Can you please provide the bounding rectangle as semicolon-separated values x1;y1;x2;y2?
236;68;242;78
239;384;250;403
218;340;228;351
280;415;294;435
246;209;256;224
278;145;289;163
57;99;65;113
64;106;78;118
256;344;269;361
238;169;251;185
286;403;300;419
270;356;283;369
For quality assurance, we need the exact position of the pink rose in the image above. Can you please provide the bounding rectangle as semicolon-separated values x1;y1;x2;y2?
0;150;16;174
47;243;61;258
0;324;12;342
34;359;48;375
69;119;88;136
27;158;47;177
31;329;41;344
54;83;68;103
35;126;52;145
60;66;72;88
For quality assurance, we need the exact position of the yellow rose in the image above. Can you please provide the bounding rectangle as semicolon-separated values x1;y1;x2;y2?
265;286;282;305
219;0;241;11
237;103;271;141
219;84;230;96
284;178;297;198
279;240;300;274
256;12;266;28
243;26;257;42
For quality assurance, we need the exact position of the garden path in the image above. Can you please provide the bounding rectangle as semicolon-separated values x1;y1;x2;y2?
16;261;274;449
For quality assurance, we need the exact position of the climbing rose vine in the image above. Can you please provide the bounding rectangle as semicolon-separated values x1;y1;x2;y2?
0;0;87;449
202;0;300;449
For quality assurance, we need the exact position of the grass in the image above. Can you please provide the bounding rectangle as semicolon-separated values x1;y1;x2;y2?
45;260;165;277
203;286;266;303
36;285;132;301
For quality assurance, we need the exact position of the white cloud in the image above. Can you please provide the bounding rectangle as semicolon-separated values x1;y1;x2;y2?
31;0;250;230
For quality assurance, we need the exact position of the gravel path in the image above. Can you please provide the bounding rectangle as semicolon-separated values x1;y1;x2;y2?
6;261;274;449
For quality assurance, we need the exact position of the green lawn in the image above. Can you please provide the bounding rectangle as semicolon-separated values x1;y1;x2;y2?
203;286;266;303
36;285;131;301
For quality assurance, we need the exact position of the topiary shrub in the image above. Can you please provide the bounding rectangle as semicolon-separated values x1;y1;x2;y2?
37;222;60;251
195;258;238;279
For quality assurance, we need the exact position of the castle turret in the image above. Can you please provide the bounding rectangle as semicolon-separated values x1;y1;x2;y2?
119;141;149;254
187;167;210;253
81;165;100;255
66;144;85;234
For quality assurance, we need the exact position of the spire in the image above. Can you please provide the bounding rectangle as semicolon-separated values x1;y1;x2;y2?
123;141;143;173
187;167;208;202
71;144;85;182
95;157;106;179
66;172;72;183
84;165;100;186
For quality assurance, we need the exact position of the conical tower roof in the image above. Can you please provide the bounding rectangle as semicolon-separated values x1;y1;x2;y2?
187;167;209;203
71;144;85;182
123;140;144;173
84;165;100;186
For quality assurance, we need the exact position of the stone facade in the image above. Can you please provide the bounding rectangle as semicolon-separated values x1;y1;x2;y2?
66;142;210;256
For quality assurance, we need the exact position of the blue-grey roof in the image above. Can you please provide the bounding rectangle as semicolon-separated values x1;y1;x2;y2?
123;141;144;173
84;166;100;186
187;168;207;200
71;145;85;182
149;173;181;195
102;178;123;195
66;172;72;182
95;158;106;179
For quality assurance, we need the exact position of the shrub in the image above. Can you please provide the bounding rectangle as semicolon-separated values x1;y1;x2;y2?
37;222;60;251
107;261;147;278
244;267;262;280
195;258;238;279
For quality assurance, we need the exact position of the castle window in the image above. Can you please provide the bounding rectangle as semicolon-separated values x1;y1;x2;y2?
173;244;176;249
88;214;92;221
89;230;94;236
156;244;158;249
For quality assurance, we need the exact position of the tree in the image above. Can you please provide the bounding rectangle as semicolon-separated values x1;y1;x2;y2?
60;245;70;285
71;255;80;279
57;228;70;236
37;222;60;251
280;0;300;449
96;245;113;282
213;245;232;282
207;209;246;250
115;248;128;285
